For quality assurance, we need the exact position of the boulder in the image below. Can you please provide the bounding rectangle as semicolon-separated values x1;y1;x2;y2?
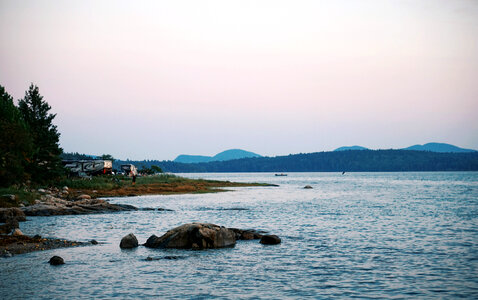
0;208;26;223
303;185;313;189
77;194;91;200
90;239;98;245
120;233;138;249
49;256;65;265
260;235;281;245
145;223;236;249
12;228;23;236
2;251;13;258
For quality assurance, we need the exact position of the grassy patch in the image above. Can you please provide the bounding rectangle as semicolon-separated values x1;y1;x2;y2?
0;187;39;208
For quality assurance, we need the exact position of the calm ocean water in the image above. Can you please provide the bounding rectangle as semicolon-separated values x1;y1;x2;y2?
1;172;477;299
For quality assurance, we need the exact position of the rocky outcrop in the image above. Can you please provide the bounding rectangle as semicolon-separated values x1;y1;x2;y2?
260;235;281;245
303;185;313;189
21;197;138;216
0;208;25;234
120;233;138;249
0;235;86;255
145;223;236;249
0;218;18;235
0;208;26;223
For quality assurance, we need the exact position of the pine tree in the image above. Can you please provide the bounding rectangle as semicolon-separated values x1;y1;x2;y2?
0;85;33;187
18;84;64;183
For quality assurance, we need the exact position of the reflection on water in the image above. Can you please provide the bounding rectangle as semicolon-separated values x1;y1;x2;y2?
1;172;477;299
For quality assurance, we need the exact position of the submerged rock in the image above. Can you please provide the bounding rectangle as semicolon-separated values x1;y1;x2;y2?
229;228;264;240
260;235;281;245
120;233;138;249
49;256;65;265
145;223;236;249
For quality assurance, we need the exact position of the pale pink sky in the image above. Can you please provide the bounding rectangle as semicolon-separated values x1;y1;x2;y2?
1;0;477;160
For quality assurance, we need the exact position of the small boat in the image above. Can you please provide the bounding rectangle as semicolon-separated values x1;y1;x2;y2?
275;173;288;176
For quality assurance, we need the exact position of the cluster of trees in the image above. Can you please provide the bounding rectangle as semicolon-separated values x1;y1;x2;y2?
119;150;478;173
0;84;64;187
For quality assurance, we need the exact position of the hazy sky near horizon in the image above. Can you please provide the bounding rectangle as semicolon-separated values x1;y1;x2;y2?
1;0;477;160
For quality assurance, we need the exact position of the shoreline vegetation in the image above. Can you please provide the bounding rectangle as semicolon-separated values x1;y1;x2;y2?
65;173;277;198
1;174;277;208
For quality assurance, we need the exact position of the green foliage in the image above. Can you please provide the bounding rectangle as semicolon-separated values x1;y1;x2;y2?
139;166;155;175
0;187;38;208
101;154;115;161
18;84;64;183
151;165;163;173
58;176;127;190
0;85;34;187
61;152;94;160
57;174;179;190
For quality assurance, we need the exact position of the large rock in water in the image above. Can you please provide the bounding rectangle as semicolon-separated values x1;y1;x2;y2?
120;233;138;249
260;234;281;245
145;223;236;249
49;256;65;265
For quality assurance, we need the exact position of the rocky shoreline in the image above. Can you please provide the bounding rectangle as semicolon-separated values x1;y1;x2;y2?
1;187;281;257
0;186;141;256
1;234;90;256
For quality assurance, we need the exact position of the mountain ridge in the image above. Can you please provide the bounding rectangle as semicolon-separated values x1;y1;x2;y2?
174;149;262;163
402;142;476;153
332;142;476;153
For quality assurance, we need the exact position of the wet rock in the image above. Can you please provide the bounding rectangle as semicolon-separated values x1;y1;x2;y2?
0;218;19;234
37;188;46;194
90;239;98;245
145;223;236;249
260;235;281;245
120;233;138;249
49;256;65;265
0;208;26;223
77;194;91;200
229;228;264;240
303;185;313;189
2;251;13;258
21;199;137;216
12;228;23;236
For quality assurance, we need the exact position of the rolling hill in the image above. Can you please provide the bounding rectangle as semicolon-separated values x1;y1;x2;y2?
174;149;262;163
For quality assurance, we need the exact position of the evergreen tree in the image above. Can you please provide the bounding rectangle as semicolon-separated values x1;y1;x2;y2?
18;84;64;183
0;85;33;187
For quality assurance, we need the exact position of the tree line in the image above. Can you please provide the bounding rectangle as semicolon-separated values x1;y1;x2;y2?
117;150;478;173
0;84;64;187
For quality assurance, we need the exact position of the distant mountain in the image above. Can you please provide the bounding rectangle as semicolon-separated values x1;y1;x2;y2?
334;146;369;151
403;143;477;153
173;155;213;163
174;149;262;163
